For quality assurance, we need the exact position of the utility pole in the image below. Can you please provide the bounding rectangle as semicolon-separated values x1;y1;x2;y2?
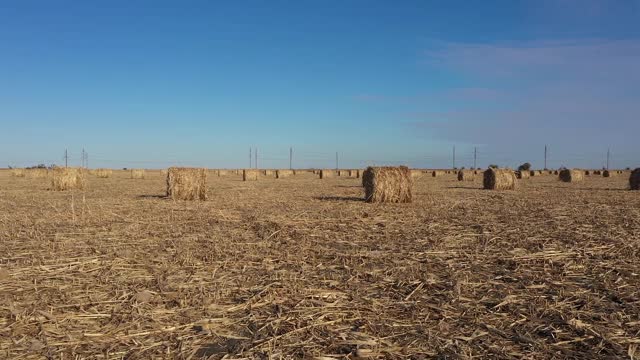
64;149;68;168
255;148;258;169
289;147;293;170
606;147;610;170
335;152;339;170
472;147;476;169
249;148;252;168
544;145;548;169
452;146;456;169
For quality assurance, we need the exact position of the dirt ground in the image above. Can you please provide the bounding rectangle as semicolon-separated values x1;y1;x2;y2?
1;169;639;359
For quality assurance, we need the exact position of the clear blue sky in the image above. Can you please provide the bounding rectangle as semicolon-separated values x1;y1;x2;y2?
1;0;639;169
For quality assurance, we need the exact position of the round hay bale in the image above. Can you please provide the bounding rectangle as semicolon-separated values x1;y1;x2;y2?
559;169;584;183
529;170;536;177
11;168;26;177
243;169;259;181
131;169;145;179
94;168;112;178
166;167;207;200
603;170;615;178
411;170;424;179
483;168;516;190
51;167;87;191
630;168;640;190
457;170;475;181
276;169;293;179
320;169;334;179
363;166;412;203
516;170;530;179
432;170;444;177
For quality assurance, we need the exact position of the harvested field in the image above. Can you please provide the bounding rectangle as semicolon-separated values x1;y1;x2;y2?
1;170;640;359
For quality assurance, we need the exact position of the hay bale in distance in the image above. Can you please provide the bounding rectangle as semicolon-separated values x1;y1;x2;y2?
411;170;424;179
559;169;584;183
432;170;444;177
630;168;640;190
584;170;590;176
27;168;49;178
243;169;259;181
483;168;516;190
529;170;536;177
516;170;530;180
320;170;334;179
95;168;112;178
362;166;412;203
131;169;145;179
51;167;87;191
11;168;26;177
457;170;475;182
276;169;293;179
166;167;207;200
603;170;615;178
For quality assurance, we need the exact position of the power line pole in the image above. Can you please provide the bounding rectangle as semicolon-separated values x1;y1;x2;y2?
64;149;68;168
335;152;339;170
452;146;456;169
472;147;476;169
606;147;610;170
249;148;252;168
255;148;258;169
544;145;548;169
289;147;293;170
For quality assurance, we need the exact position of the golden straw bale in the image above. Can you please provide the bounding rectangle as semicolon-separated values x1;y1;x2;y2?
363;166;413;203
27;168;49;178
483;168;517;190
276;169;294;179
457;170;475;181
411;170;424;179
243;169;259;181
51;167;87;191
166;167;207;200
95;168;112;178
516;170;530;179
559;169;584;183
320;170;335;179
131;169;145;179
11;168;26;177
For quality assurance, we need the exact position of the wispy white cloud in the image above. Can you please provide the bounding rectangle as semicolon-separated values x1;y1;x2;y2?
403;39;640;168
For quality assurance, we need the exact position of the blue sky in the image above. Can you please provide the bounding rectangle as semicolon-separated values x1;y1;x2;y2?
1;0;639;169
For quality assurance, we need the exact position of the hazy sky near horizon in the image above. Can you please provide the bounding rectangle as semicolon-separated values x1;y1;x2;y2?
1;0;639;169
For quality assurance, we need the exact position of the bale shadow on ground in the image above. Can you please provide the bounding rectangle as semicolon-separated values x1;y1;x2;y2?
313;195;365;202
136;194;168;199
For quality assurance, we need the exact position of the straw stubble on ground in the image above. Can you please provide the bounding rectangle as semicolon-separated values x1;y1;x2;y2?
0;170;639;359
